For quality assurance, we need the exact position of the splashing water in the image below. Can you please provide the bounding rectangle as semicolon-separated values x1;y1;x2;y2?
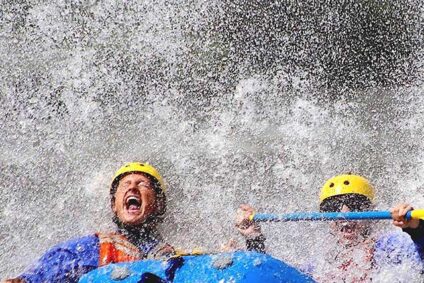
0;0;423;280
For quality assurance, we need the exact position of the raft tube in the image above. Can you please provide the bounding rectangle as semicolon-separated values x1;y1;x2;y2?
79;251;315;282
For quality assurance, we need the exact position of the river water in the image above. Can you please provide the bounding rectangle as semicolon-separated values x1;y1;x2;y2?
1;0;423;281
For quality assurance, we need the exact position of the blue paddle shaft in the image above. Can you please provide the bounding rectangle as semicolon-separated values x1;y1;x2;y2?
252;210;412;222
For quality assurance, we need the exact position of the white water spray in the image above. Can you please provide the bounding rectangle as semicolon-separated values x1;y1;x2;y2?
1;1;423;281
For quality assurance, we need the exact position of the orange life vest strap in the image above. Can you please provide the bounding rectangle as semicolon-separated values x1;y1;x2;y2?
97;232;143;266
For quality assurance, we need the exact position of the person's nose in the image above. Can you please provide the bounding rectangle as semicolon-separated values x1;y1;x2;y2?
340;204;351;213
127;181;139;190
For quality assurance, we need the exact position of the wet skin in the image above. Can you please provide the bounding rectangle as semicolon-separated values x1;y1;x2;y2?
331;204;369;241
391;203;420;229
113;173;157;226
0;173;159;283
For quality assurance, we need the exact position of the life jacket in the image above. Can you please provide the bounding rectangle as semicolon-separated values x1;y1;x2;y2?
97;232;142;266
97;232;175;267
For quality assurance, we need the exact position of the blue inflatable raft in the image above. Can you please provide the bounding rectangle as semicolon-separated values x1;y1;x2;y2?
79;251;315;282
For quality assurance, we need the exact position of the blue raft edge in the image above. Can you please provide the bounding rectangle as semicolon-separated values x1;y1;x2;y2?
79;251;315;283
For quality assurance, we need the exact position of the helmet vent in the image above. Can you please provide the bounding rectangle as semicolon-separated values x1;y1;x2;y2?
344;180;350;185
329;183;334;188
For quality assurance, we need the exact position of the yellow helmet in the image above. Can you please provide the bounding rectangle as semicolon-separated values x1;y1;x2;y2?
111;162;165;194
319;174;375;204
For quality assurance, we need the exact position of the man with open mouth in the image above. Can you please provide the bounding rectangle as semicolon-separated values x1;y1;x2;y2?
3;162;174;283
235;174;424;282
310;174;424;282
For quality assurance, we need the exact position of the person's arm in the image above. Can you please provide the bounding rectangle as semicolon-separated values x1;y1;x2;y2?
391;203;424;258
235;204;266;253
13;235;99;283
245;233;266;253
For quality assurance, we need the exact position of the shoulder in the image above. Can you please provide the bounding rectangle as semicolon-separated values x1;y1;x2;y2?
374;231;421;265
48;234;100;254
375;231;415;252
19;234;100;282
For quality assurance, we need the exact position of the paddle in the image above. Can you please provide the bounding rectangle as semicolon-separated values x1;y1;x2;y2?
249;210;424;222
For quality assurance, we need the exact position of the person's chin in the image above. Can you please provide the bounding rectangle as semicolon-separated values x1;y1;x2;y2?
121;214;146;226
129;219;146;226
341;231;357;240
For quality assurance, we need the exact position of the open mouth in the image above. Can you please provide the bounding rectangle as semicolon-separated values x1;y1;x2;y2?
339;222;356;234
125;195;141;212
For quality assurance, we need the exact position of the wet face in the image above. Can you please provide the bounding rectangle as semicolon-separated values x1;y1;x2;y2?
320;194;372;241
112;173;157;226
331;205;366;240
